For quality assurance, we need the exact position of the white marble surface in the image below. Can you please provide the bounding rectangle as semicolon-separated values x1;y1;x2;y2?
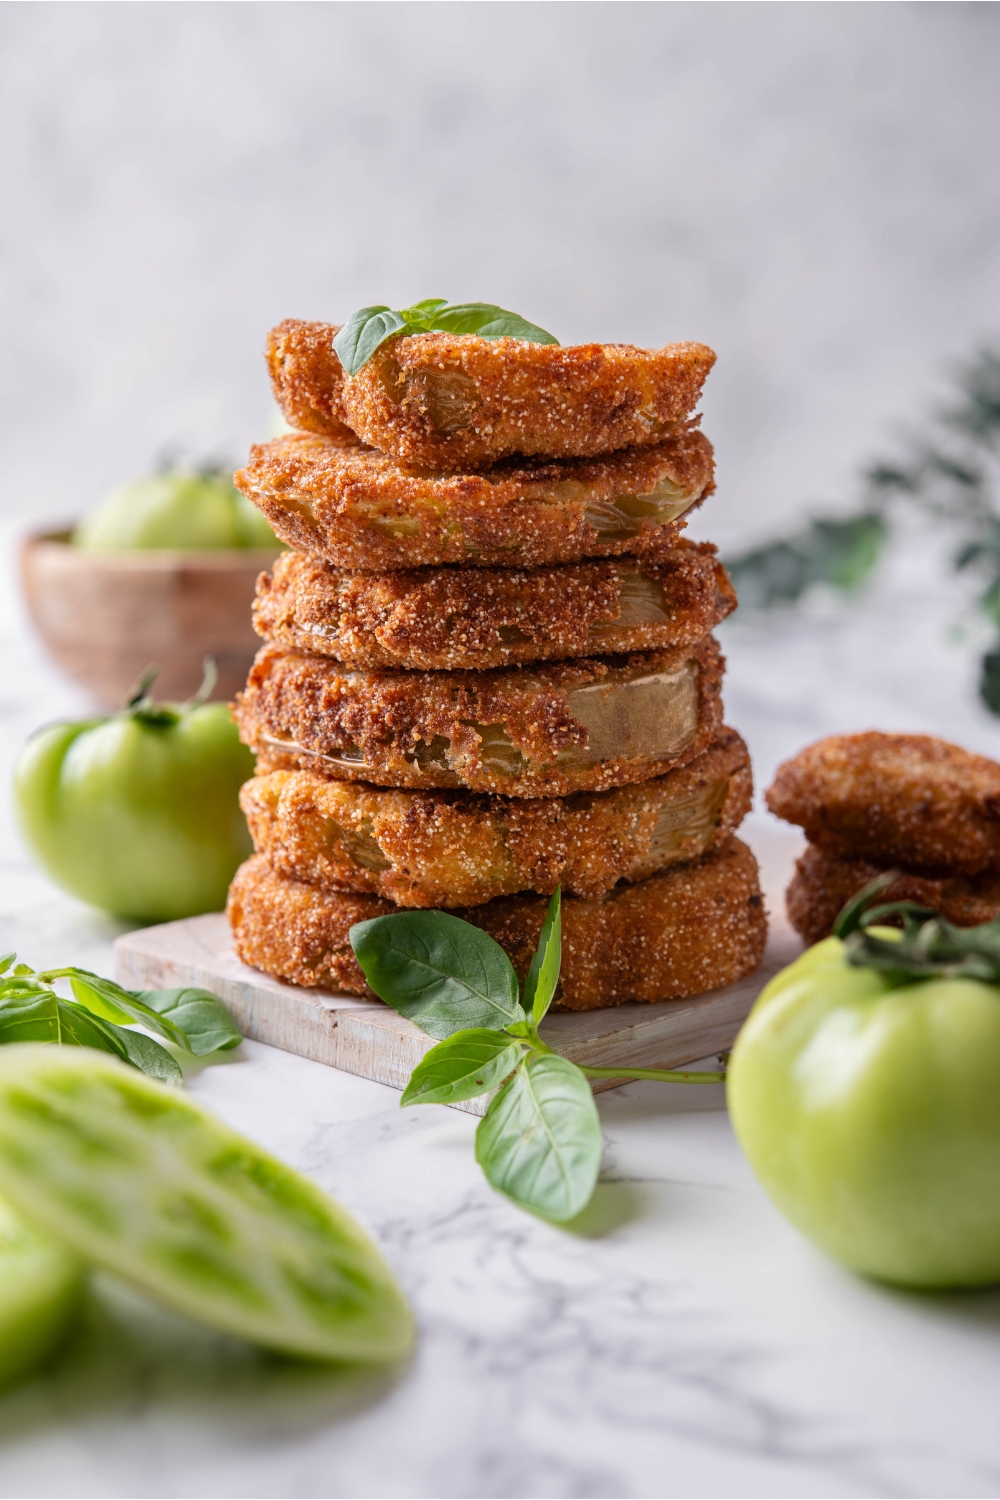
1;518;1000;1499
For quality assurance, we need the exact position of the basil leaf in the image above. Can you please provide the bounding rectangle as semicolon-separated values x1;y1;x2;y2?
0;986;180;1082
523;888;562;1028
0;991;131;1062
0;955;16;977
334;300;559;375
402;298;448;325
103;1024;183;1085
334;306;409;376
67;974;133;1025
0;976;52;1002
350;910;524;1040
69;974;189;1052
401;1029;523;1108
137;989;242;1056
428;302;558;344
0;992;61;1044
475;1054;602;1223
56;1002;129;1055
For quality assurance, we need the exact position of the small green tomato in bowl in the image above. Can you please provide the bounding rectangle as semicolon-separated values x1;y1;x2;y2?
728;877;1000;1289
14;669;255;923
21;464;280;708
73;467;277;552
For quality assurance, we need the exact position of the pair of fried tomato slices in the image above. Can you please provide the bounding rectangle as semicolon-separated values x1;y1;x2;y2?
228;319;767;1008
768;732;1000;944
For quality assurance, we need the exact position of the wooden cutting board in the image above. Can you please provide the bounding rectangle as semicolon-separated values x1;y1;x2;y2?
114;886;801;1116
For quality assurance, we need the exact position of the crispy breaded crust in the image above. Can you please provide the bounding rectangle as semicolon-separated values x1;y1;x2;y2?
266;321;716;469
767;732;1000;875
240;728;752;907
265;320;359;445
227;837;767;1009
234;636;724;797
344;333;717;469
235;428;713;571
786;842;1000;946
254;541;736;671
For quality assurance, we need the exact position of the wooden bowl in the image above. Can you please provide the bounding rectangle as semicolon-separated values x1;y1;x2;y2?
20;530;280;708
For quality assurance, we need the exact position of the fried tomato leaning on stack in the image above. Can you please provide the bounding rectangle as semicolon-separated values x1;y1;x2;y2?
766;731;1000;943
228;313;767;1010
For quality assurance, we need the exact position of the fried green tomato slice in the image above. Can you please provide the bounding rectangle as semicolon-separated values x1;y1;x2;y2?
254;540;736;671
227;836;768;1010
767;732;1000;876
235;428;713;571
235;637;724;798
266;319;360;445
265;319;716;471
0;1047;413;1363
0;1194;85;1390
785;842;1000;947
239;728;752;907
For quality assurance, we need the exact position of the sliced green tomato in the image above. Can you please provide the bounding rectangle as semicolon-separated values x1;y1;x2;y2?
0;1194;85;1389
0;1047;413;1363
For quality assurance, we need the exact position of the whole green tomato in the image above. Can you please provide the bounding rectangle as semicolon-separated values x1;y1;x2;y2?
73;468;277;551
14;692;255;923
727;935;1000;1288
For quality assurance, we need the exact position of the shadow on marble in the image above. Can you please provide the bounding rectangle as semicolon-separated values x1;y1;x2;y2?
0;1271;407;1449
875;1280;1000;1343
558;1179;645;1240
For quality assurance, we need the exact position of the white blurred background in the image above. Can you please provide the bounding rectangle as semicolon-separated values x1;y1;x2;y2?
3;1;998;546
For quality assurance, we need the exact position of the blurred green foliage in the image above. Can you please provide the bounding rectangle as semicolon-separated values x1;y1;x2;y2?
724;350;1000;713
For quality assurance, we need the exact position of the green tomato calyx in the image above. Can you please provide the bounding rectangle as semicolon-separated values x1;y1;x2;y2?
833;872;1000;986
124;658;218;727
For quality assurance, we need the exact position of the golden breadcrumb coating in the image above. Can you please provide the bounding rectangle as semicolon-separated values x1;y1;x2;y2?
235;428;713;571
265;320;359;445
786;842;1000;946
265;321;715;470
240;728;752;907
227;837;767;1009
767;732;1000;875
345;333;717;469
234;636;725;797
253;540;735;671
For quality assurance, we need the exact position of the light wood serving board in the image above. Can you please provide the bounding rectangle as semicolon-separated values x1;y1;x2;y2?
114;901;802;1116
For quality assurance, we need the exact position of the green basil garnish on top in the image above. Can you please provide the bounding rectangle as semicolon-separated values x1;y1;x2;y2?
334;300;559;376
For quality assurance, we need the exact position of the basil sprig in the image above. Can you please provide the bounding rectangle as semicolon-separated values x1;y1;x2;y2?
334;299;559;376
0;954;241;1085
351;890;725;1224
834;872;1000;985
